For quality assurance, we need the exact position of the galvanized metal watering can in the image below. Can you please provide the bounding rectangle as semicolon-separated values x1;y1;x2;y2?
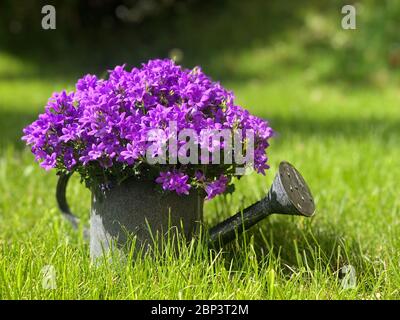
57;161;315;259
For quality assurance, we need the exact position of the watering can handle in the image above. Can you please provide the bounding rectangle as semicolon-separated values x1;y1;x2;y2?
56;172;80;230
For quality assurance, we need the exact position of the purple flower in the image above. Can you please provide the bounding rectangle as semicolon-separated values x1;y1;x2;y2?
41;152;57;171
156;170;191;195
88;143;104;160
120;143;141;164
205;175;228;200
64;149;77;170
195;170;205;182
60;123;80;142
76;74;98;91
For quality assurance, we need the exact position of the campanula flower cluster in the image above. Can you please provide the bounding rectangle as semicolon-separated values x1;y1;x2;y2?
22;59;273;199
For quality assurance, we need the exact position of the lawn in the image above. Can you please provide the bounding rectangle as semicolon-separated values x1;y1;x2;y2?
0;0;399;299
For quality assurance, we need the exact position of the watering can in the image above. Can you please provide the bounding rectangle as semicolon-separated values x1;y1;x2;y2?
56;161;315;258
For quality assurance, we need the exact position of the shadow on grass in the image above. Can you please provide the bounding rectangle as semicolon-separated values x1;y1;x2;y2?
220;216;367;281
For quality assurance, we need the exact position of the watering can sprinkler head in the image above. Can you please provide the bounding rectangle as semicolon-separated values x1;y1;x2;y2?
208;161;315;248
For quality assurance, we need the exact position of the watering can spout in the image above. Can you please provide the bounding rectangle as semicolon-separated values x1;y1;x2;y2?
56;160;315;252
208;161;315;248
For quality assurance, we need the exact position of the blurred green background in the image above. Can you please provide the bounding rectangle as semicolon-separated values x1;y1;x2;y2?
0;0;399;299
1;0;400;150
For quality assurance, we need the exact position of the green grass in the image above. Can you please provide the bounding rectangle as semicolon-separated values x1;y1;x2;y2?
1;1;400;299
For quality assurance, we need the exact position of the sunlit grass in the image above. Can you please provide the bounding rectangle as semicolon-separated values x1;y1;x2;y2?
0;1;400;298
